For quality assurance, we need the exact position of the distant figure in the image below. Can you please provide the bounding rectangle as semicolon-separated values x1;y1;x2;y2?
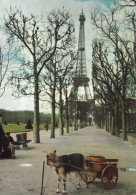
3;133;16;159
45;122;49;131
0;124;5;155
133;123;136;133
55;122;58;128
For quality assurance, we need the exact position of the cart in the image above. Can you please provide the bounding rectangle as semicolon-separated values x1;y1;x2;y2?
82;156;118;190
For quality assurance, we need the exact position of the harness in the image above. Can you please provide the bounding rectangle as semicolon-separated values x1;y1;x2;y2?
49;154;84;170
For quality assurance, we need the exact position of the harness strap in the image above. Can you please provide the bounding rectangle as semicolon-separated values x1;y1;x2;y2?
68;156;71;165
52;156;85;170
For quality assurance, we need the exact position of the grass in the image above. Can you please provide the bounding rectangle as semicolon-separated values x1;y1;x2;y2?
128;133;136;139
3;124;46;133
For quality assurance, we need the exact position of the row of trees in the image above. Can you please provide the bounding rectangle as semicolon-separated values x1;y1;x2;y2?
92;0;136;140
2;1;135;143
0;7;76;142
0;109;51;124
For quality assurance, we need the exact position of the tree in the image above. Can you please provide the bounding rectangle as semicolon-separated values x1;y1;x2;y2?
40;50;76;137
63;76;74;133
91;5;136;140
119;0;136;7
56;51;76;135
0;38;16;97
4;7;75;142
92;40;121;135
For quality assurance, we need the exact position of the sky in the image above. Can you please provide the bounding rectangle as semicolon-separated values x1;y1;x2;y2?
0;0;117;112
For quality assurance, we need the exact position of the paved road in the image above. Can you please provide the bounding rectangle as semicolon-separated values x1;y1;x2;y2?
0;126;136;195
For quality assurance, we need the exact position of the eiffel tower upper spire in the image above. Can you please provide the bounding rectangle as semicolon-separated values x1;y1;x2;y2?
76;9;87;77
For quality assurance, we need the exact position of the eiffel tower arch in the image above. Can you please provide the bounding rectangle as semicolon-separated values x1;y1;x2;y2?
69;9;95;129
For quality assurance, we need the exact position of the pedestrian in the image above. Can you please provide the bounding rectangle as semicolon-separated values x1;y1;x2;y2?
133;123;136;133
45;122;49;131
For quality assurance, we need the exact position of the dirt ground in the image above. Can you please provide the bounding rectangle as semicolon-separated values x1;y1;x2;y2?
0;126;136;195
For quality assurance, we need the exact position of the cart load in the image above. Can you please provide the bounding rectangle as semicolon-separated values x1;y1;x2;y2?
82;155;118;189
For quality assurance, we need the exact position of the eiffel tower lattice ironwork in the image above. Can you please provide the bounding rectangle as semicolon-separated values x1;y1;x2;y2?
74;9;92;101
69;9;94;128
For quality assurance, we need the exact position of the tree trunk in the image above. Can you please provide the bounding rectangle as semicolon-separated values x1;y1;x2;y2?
133;17;136;68
108;112;111;132
50;67;56;138
65;91;69;133
74;118;77;130
51;97;55;138
105;113;107;131
33;67;40;143
106;113;108;131
111;111;115;135
122;99;128;141
100;117;102;129
114;103;119;136
59;84;64;135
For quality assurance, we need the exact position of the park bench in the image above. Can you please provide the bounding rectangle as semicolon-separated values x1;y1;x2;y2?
15;133;31;149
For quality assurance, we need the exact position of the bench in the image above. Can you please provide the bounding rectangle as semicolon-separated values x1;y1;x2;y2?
15;133;31;149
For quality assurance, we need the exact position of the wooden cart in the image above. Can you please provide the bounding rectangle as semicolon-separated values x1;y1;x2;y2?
82;156;118;190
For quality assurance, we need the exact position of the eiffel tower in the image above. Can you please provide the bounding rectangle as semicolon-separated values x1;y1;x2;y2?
69;9;94;128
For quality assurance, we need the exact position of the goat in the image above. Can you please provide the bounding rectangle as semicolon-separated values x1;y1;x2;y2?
46;150;87;194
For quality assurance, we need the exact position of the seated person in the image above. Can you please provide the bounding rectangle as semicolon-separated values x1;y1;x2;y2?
3;133;16;159
0;124;5;155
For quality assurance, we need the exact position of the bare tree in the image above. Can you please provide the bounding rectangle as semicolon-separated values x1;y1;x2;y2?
0;39;16;97
91;6;136;140
63;76;74;133
119;0;136;7
4;7;75;142
40;56;59;138
40;50;76;137
92;40;121;136
56;51;76;135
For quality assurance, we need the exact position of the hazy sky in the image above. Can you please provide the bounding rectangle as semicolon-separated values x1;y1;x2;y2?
0;0;117;112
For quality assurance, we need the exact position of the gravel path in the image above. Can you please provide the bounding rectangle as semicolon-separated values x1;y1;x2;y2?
0;126;136;195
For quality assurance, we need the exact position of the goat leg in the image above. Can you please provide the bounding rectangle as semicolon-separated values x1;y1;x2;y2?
63;178;67;194
56;176;61;193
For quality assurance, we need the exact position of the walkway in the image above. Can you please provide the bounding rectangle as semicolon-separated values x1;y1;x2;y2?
0;126;136;195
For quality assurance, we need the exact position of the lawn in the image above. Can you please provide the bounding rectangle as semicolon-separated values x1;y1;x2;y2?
3;124;46;133
128;133;136;139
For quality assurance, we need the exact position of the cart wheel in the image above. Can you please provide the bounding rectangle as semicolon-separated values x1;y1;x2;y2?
82;172;96;183
101;165;118;189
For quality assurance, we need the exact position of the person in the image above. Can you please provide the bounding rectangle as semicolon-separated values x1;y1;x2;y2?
0;124;5;155
133;123;136;133
3;133;16;159
45;122;49;131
